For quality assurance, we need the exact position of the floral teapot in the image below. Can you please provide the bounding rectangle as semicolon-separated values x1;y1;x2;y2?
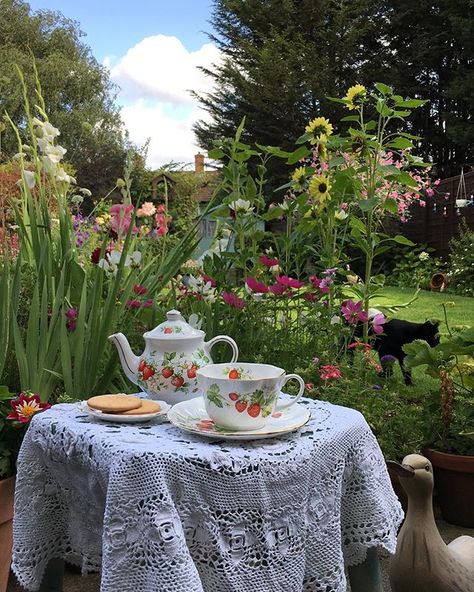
109;310;239;404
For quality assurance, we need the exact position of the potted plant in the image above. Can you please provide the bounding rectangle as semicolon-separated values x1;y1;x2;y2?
404;320;474;527
0;387;51;592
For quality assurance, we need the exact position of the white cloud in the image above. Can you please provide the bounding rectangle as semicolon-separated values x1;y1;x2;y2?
108;34;221;168
120;100;211;169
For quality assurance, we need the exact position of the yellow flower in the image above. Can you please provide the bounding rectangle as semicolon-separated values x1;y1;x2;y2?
345;84;366;110
305;117;333;144
95;213;111;226
308;175;331;204
291;166;306;187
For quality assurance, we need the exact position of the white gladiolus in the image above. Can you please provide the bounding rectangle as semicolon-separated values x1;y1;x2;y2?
45;144;67;164
42;156;57;175
18;170;36;190
42;122;60;141
55;168;75;184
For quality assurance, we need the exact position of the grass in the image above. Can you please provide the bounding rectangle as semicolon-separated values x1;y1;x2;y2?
371;287;474;336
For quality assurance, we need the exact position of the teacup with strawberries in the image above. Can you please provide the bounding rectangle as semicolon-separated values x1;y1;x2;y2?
196;363;305;431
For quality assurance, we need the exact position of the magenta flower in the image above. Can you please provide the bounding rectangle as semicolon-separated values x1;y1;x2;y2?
222;291;246;309
133;284;148;295
65;308;78;320
245;277;269;293
126;299;141;309
259;255;279;267
371;313;386;335
142;299;154;308
341;299;369;325
268;283;286;295
275;275;304;289
309;275;330;294
7;392;51;423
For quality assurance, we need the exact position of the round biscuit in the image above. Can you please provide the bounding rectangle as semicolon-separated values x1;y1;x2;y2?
118;400;162;415
87;394;142;413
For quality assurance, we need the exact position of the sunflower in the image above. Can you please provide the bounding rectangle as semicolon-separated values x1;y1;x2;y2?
308;175;331;204
305;117;333;144
345;84;366;110
291;166;306;188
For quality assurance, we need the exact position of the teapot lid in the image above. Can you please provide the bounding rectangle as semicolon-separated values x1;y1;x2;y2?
144;310;204;339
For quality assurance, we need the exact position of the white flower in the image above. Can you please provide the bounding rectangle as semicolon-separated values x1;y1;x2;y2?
335;209;348;221
229;199;254;214
46;144;67;164
127;251;142;267
36;137;50;153
109;250;122;266
330;315;341;325
32;117;44;128
55;168;75;184
418;251;430;261
41;155;57;175
42;122;60;141
79;188;92;197
19;170;36;190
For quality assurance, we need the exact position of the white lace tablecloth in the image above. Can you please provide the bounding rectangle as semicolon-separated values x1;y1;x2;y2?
12;397;403;592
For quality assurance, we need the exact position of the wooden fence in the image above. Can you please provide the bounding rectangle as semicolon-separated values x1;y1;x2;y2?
386;169;474;259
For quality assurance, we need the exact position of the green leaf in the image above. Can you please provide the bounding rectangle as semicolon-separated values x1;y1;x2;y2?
392;235;415;246
388;137;414;150
208;148;225;160
358;197;378;211
287;145;310;164
383;198;398;214
394;99;428;108
375;82;392;95
340;115;360;122
375;100;392;117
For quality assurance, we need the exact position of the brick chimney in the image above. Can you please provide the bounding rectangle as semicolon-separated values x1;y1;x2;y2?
194;153;205;172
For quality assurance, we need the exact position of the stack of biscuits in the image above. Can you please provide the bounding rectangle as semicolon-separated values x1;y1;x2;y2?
86;394;161;415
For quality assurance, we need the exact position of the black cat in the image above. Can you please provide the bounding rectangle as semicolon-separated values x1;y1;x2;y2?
373;319;440;385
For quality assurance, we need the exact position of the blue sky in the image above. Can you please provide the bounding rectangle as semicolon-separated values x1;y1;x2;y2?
27;0;219;168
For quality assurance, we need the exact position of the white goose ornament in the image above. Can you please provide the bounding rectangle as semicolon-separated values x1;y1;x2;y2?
388;454;474;592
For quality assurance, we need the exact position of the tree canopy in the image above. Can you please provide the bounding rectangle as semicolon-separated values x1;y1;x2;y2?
0;0;128;197
194;0;473;181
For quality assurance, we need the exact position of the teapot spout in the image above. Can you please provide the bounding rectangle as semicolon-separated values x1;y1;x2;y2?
108;332;140;385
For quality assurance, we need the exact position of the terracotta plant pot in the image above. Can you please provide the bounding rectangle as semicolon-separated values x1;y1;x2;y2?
0;476;15;592
424;448;474;527
430;272;448;292
387;462;408;513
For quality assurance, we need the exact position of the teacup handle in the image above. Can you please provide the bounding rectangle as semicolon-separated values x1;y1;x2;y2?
204;336;239;363
276;374;305;411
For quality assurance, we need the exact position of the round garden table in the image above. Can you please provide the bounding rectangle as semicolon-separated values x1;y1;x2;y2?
12;396;403;592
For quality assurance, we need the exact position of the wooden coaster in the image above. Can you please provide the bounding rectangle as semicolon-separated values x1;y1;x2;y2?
118;400;162;415
87;394;142;413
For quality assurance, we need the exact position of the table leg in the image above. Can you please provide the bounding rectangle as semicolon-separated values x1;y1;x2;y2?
347;547;382;592
39;558;64;592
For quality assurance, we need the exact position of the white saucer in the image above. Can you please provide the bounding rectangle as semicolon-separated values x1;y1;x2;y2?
80;399;170;423
167;396;311;440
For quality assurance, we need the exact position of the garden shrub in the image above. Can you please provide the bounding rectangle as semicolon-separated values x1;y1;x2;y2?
448;220;474;297
389;244;443;290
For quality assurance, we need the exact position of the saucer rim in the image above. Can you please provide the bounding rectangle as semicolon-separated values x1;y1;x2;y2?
167;397;310;439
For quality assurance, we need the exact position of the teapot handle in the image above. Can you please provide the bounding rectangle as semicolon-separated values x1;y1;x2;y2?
204;336;239;363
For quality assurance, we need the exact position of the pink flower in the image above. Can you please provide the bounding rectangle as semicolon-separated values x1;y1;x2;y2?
136;201;156;217
371;313;386;335
201;273;217;287
65;308;78;320
259;255;279;267
126;299;141;309
133;284;148;295
348;341;372;352
341;299;369;325
275;275;304;289
155;211;170;236
156;203;166;213
319;365;342;381
310;276;330;294
7;392;51;423
110;204;135;236
425;188;434;197
268;283;287;295
245;277;269;293
142;299;154;308
222;291;246;309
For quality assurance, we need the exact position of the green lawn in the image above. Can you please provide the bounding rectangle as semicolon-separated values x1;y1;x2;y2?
371;287;474;336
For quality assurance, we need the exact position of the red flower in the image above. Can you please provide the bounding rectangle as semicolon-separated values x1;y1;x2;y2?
7;392;51;423
259;255;279;267
91;246;112;264
222;291;246;309
133;284;148;295
275;275;304;289
245;277;269;293
126;299;141;309
268;283;287;295
142;299;154;308
319;365;342;381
